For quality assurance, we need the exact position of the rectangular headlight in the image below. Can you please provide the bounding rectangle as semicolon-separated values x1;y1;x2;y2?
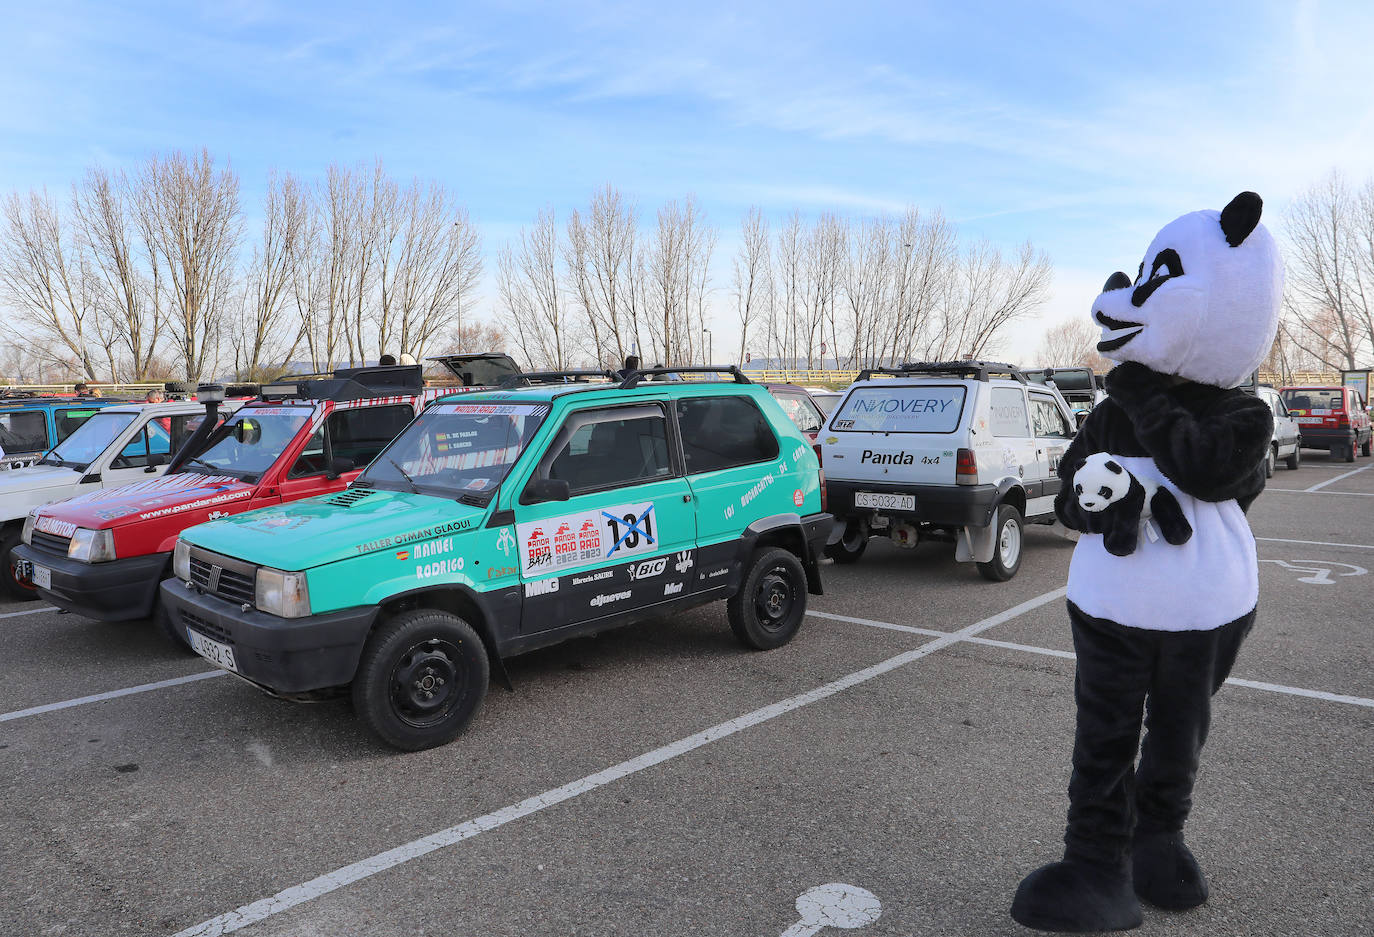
255;567;310;619
68;528;115;563
21;513;35;545
173;539;191;582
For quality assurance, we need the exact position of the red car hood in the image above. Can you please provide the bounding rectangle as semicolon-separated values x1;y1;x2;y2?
40;473;255;529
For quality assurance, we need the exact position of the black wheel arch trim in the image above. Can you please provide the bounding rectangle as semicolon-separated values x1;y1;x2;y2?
739;512;831;596
376;582;518;691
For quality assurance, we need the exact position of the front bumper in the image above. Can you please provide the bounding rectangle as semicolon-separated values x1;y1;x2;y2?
825;479;1000;528
158;579;378;694
13;545;167;621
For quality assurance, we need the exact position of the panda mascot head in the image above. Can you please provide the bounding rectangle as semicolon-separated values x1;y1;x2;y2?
1090;191;1283;389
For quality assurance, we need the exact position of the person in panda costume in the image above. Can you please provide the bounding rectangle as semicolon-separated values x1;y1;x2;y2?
1011;192;1281;932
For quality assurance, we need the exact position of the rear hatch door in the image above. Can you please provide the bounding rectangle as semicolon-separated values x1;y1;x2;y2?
428;353;521;387
822;382;967;485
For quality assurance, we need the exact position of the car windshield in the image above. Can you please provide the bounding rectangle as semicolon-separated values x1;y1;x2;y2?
39;411;136;470
186;406;313;480
1281;388;1344;411
830;385;967;434
359;401;549;498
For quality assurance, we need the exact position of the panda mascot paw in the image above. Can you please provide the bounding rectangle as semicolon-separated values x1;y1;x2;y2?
1072;452;1194;556
1011;856;1142;932
1132;831;1209;910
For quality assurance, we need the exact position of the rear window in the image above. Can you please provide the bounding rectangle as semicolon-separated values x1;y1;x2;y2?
1282;388;1344;412
675;396;779;473
0;410;49;452
830;385;966;434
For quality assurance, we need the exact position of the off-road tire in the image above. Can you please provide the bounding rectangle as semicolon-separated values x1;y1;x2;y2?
1285;444;1301;471
977;503;1024;582
1;530;40;601
727;547;808;650
824;520;869;564
352;609;489;751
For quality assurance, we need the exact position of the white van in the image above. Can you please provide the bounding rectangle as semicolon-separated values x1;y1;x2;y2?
820;361;1077;580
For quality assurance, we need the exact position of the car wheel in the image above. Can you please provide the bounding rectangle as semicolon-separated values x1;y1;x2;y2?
1;530;40;601
1362;436;1372;457
728;546;808;650
1343;441;1356;463
1285;444;1301;471
823;519;869;564
1264;444;1276;478
352;609;489;751
977;504;1024;582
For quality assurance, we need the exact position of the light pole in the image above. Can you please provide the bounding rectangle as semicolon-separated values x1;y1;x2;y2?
702;328;712;365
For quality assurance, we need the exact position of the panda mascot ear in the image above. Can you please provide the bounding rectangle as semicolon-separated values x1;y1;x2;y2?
1220;191;1263;247
1103;459;1123;474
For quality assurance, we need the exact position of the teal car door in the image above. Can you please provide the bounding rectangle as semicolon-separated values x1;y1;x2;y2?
515;402;697;632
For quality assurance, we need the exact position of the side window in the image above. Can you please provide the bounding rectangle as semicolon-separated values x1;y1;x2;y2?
290;404;416;478
115;426;155;467
1029;395;1072;438
773;393;823;435
55;408;98;442
676;395;780;474
989;387;1030;437
168;412;211;453
544;407;672;495
0;411;49;452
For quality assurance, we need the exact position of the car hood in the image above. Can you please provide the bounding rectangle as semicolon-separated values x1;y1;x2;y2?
0;463;81;494
182;488;486;571
43;472;254;528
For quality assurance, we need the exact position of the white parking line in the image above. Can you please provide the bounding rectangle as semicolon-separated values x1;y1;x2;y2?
0;671;225;723
1256;537;1374;550
170;587;1068;937
1266;488;1374;496
0;605;56;619
810;610;1374;709
1305;464;1372;492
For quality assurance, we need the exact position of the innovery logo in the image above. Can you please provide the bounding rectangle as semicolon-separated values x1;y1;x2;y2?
851;396;955;414
525;577;560;598
628;557;667;581
860;450;915;465
589;590;631;608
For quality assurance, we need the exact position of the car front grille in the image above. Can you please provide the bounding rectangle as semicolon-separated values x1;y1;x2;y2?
187;547;257;607
180;609;234;646
30;530;71;557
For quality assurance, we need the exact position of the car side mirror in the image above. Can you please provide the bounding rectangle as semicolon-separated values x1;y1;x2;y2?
326;457;356;480
144;453;166;473
524;477;571;503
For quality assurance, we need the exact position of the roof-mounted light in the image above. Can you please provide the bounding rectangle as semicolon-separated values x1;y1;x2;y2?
196;383;226;404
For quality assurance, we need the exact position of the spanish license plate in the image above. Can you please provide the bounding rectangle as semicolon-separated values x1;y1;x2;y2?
31;564;51;589
1296;417;1322;424
855;491;915;511
187;627;238;673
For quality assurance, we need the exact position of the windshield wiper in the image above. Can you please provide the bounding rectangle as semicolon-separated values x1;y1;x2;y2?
387;458;420;493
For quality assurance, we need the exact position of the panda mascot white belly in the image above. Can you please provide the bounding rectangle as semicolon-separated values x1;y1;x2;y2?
1069;453;1259;631
1011;192;1281;933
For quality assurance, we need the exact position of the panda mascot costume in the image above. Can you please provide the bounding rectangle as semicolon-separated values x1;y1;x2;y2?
1011;192;1281;932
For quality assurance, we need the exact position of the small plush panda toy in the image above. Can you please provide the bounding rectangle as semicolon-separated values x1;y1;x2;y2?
1073;452;1193;556
1012;193;1279;932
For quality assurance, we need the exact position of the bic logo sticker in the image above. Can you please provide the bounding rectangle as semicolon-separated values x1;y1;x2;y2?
629;557;667;581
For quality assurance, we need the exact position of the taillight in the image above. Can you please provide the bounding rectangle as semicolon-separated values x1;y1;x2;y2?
1334;412;1350;427
819;469;828;512
813;442;823;466
956;448;978;485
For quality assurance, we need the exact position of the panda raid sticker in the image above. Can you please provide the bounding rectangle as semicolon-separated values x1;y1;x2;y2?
517;502;658;574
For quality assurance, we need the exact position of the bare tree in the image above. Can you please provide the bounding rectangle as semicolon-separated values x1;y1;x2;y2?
732;207;772;365
137;149;242;380
498;209;574;369
72;167;164;379
0;189;105;378
1283;173;1374;370
229;170;311;378
1035;318;1110;369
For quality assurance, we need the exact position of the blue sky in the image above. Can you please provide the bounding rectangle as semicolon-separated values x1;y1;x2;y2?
5;0;1374;358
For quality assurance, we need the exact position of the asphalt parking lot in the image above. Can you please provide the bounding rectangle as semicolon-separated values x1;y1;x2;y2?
3;454;1371;937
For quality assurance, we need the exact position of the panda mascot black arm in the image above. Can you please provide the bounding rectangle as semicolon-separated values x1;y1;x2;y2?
1105;361;1272;509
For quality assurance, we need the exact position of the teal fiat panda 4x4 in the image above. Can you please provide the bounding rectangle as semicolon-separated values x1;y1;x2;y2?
161;368;831;750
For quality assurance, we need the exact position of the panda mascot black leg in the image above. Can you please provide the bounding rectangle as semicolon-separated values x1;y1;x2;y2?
1013;193;1280;932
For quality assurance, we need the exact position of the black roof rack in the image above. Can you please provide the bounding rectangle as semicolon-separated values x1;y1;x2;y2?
618;366;752;389
498;369;617;389
259;364;425;402
856;360;1027;384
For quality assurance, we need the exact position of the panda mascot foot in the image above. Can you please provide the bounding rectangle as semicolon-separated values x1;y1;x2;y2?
1011;857;1142;932
1132;831;1209;910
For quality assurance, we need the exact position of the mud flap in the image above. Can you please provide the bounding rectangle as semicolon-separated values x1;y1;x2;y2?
955;523;996;563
